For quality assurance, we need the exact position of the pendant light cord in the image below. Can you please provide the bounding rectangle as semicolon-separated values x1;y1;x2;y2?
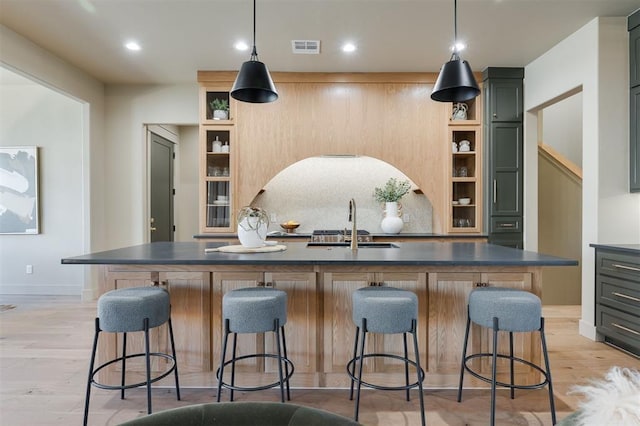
451;0;459;60
251;0;258;60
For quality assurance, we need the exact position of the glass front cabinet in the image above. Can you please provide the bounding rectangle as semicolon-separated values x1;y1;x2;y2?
199;87;235;233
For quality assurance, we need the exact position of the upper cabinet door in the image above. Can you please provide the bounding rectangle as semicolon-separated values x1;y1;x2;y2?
629;12;640;88
488;80;522;122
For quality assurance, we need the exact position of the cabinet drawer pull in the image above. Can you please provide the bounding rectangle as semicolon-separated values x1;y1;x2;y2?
611;322;640;336
499;223;515;228
612;263;640;273
612;292;640;303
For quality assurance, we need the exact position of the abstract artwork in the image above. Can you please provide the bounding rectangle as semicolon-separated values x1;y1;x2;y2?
0;147;39;234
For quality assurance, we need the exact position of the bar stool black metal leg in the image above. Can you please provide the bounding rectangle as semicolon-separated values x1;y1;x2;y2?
412;319;426;426
83;318;100;426
509;331;515;400
280;325;291;401
457;313;471;402
403;332;410;401
540;318;557;425
230;332;238;402
354;319;367;422
167;317;181;400
144;318;152;414
490;316;499;426
349;326;360;400
216;319;230;402
121;331;127;399
274;319;285;403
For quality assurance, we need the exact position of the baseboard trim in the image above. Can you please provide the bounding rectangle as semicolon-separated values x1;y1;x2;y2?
579;319;599;341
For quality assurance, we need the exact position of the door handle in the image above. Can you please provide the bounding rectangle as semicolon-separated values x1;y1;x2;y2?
150;217;156;232
493;180;497;204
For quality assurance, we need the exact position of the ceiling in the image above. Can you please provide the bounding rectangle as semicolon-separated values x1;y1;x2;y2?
1;0;638;85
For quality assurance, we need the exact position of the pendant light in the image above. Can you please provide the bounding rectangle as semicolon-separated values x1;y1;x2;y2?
431;0;480;103
230;0;278;103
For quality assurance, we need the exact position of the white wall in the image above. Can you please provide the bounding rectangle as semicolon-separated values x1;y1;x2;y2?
0;25;105;297
0;71;84;294
175;125;199;241
542;92;583;167
524;18;640;340
103;84;198;248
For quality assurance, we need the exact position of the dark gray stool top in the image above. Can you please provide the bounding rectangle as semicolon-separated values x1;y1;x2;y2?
223;287;287;333
352;286;418;334
97;286;170;333
468;287;541;332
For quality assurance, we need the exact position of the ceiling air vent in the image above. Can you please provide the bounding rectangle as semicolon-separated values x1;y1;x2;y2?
291;40;320;54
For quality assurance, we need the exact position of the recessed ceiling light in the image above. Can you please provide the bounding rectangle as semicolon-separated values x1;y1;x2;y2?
125;41;141;51
342;42;357;53
234;41;249;51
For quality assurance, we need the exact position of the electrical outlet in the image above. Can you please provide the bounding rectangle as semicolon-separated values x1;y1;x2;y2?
26;265;33;274
403;213;411;223
270;213;277;223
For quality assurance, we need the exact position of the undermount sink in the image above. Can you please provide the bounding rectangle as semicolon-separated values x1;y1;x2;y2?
306;242;399;248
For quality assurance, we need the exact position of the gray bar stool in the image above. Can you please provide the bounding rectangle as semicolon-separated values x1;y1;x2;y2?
457;287;556;426
347;286;425;426
83;286;180;426
216;287;294;402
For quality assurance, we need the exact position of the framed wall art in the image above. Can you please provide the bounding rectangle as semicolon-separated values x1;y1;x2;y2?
0;146;39;234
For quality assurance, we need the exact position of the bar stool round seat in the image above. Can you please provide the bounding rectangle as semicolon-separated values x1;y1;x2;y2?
458;287;556;426
347;286;425;426
217;287;294;403
84;286;180;426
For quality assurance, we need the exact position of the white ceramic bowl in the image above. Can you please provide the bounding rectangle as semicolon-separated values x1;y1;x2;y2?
458;197;471;205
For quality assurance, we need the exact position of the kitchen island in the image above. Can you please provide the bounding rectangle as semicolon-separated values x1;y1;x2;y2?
63;241;576;389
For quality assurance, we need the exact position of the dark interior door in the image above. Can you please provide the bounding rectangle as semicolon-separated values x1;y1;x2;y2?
150;132;174;242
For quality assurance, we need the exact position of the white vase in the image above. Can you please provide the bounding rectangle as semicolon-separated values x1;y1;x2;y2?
380;202;403;234
213;110;228;120
237;217;268;248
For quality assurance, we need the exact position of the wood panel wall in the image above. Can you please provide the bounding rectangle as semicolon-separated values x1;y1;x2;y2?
199;72;456;233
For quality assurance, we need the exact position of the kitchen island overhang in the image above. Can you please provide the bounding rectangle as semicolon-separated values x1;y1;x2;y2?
63;241;577;389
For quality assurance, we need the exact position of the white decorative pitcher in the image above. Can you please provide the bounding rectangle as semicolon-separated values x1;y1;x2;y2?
380;202;403;234
237;216;268;248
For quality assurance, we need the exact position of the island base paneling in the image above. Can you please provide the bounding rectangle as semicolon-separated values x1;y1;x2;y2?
97;265;542;389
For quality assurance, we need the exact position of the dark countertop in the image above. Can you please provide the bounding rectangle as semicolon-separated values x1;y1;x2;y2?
193;232;487;239
589;243;640;255
62;241;577;267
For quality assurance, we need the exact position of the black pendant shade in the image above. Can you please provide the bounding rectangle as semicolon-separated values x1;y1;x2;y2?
230;0;278;104
431;0;480;103
431;54;480;102
230;57;278;103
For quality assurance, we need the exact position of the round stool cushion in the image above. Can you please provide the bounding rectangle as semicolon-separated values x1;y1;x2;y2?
98;286;170;333
468;287;541;332
223;287;287;333
352;286;418;334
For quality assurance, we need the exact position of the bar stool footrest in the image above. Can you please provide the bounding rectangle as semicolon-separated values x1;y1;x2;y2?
216;353;294;392
463;353;550;390
91;352;178;391
347;353;425;391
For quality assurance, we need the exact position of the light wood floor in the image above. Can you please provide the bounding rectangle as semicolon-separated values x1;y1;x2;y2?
1;296;638;426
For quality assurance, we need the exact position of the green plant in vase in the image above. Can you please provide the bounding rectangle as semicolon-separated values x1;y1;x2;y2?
210;98;229;120
373;178;411;234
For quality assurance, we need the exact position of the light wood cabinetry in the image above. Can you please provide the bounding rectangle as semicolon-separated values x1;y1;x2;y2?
448;97;483;233
199;86;236;233
96;264;543;389
99;270;211;381
322;271;427;387
427;272;535;386
211;270;318;387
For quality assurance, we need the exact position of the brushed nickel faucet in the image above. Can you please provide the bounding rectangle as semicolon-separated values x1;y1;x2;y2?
348;198;358;251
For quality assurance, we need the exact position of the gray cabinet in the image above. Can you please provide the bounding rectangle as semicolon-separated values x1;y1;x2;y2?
483;68;524;248
629;11;640;192
592;244;640;356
